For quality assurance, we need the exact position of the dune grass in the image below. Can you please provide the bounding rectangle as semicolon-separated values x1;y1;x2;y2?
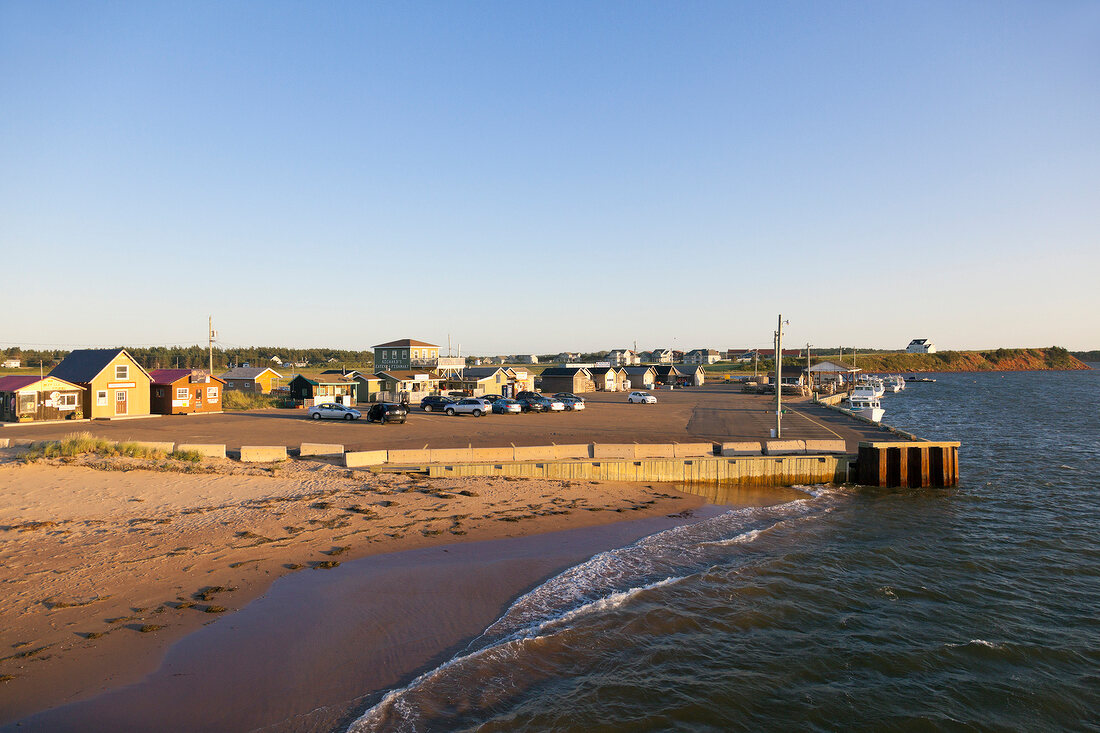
19;432;203;463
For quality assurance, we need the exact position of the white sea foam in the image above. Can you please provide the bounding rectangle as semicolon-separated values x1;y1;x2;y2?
347;487;845;732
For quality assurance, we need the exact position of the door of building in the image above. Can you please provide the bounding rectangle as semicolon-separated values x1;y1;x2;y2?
115;390;127;415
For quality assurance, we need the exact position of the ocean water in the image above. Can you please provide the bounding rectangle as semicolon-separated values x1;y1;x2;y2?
349;369;1100;732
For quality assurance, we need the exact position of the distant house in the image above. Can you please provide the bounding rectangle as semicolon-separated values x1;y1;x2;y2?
554;352;580;363
219;366;284;394
49;348;152;419
644;349;673;364
726;349;753;362
149;369;225;415
538;367;595;394
287;374;357;406
270;356;283;364
623;366;657;390
0;375;85;422
515;354;539;364
608;349;640;366
1;359;21;368
683;349;722;365
906;339;937;354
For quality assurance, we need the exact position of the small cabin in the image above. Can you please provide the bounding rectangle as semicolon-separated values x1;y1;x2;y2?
149;370;225;415
0;375;85;422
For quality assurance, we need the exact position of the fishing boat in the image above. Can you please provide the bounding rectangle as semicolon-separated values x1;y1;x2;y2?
884;375;905;393
846;393;885;423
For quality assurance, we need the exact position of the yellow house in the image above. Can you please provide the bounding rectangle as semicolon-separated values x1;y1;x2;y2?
49;349;152;419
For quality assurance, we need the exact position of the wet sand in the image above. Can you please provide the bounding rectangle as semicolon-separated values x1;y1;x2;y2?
0;452;703;728
8;511;733;732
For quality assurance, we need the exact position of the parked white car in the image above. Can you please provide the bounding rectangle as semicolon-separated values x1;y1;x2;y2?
445;398;490;417
627;391;657;404
308;403;362;420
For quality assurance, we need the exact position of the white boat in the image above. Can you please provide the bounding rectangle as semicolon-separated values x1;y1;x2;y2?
846;393;885;423
856;378;886;398
884;375;904;393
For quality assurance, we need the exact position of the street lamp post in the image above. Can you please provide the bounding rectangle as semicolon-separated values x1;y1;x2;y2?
775;314;789;438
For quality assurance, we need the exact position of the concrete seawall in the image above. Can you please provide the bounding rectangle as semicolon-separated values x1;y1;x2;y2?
426;454;852;486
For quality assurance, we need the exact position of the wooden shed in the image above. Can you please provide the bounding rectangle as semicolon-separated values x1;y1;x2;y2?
149;369;225;415
219;367;284;394
0;375;85;422
538;367;595;394
652;365;685;386
624;366;657;390
49;349;151;419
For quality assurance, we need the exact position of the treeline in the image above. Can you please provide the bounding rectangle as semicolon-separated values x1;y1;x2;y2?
1070;350;1100;362
1;346;374;371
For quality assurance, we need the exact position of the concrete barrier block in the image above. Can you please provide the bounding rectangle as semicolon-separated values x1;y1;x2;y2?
130;440;175;453
429;447;474;463
299;443;345;456
803;439;847;454
674;442;715;457
240;445;288;462
176;443;226;459
469;446;515;463
764;440;806;456
720;441;763;456
592;444;637;459
513;445;559;462
553;444;591;459
345;450;388;467
387;448;432;464
634;443;676;459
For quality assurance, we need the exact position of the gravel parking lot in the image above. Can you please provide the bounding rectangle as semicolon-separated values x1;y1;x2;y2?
1;385;893;452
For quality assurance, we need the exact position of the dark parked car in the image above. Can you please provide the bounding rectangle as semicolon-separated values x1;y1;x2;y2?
553;392;584;403
515;391;542;402
515;395;547;413
366;403;407;424
480;393;504;403
420;396;455;412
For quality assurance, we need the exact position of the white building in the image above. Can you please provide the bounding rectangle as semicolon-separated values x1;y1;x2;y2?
1;359;21;368
608;349;641;366
906;339;937;354
683;349;722;365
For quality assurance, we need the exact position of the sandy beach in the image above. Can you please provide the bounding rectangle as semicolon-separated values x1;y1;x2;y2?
0;448;704;727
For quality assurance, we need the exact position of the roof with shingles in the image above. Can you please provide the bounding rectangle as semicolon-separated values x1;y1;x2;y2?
653;365;685;377
375;370;441;381
623;366;656;375
49;349;150;384
219;366;283;380
539;367;592;377
372;339;438;349
457;367;505;380
0;375;83;392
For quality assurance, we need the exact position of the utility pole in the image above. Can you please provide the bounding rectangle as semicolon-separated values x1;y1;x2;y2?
806;342;812;392
775;314;789;438
753;349;758;379
208;316;216;374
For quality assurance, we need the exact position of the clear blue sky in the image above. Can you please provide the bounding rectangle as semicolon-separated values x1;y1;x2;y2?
3;1;1098;354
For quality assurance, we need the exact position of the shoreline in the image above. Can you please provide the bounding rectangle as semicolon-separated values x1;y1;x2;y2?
0;454;710;727
9;507;744;733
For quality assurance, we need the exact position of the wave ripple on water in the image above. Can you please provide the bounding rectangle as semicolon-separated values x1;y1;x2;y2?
349;369;1100;732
